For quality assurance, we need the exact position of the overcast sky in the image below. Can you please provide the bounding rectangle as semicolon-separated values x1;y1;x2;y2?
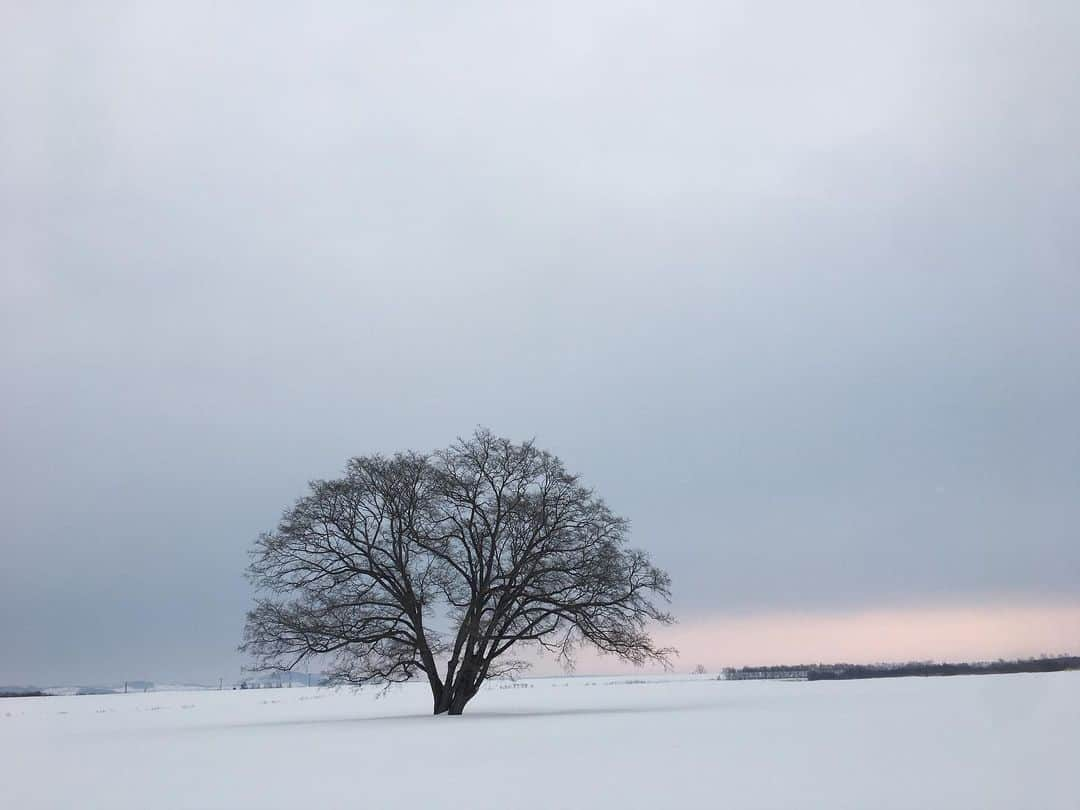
2;1;1078;685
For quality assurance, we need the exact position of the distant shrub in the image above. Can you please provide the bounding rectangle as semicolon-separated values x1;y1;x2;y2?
721;655;1080;682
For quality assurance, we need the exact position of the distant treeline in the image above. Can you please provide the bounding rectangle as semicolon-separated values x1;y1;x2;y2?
0;689;47;698
722;655;1080;682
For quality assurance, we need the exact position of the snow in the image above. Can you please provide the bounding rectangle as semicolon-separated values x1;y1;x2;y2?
2;672;1077;809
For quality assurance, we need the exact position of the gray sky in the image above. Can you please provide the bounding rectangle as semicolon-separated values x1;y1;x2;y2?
2;1;1079;684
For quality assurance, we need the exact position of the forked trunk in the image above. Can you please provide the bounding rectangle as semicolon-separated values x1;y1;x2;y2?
431;671;478;716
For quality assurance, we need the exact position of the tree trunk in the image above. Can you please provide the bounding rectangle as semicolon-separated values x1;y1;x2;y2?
431;683;447;715
434;669;477;716
447;688;471;715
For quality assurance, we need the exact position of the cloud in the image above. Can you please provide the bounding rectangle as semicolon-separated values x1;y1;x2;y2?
575;599;1080;672
1;0;1078;683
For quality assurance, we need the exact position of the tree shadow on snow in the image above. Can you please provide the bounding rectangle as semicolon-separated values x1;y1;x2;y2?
175;698;764;736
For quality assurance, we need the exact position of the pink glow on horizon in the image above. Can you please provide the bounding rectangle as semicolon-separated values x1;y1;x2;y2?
565;600;1080;674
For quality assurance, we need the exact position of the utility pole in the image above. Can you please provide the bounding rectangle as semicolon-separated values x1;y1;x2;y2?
219;677;223;691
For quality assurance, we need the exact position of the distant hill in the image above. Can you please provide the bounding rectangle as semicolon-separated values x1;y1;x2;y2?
239;671;328;689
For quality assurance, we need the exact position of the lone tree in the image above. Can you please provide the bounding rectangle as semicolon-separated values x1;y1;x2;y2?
242;430;674;715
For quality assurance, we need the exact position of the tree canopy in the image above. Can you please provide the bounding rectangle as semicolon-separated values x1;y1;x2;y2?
242;429;673;714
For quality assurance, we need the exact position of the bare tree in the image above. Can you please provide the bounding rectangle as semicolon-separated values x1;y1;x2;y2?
242;429;674;715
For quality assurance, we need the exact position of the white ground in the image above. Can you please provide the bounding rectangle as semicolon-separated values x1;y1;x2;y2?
2;672;1077;809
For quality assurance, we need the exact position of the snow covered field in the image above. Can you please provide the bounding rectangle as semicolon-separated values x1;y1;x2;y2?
2;671;1077;809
